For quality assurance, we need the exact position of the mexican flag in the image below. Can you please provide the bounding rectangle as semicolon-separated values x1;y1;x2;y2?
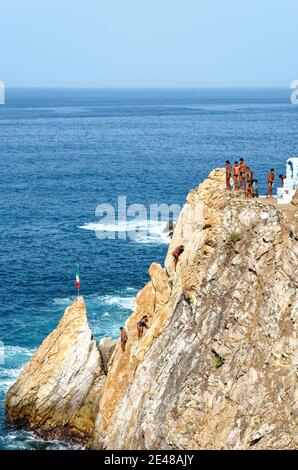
75;265;81;289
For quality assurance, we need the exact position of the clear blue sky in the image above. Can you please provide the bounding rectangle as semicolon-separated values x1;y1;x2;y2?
0;0;297;87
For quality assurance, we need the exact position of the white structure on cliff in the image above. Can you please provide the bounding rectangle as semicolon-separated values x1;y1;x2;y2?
277;158;298;204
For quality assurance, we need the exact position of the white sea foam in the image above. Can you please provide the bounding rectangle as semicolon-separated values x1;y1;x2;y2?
0;429;82;450
0;367;20;379
0;379;17;392
51;291;136;319
79;219;171;244
100;295;135;311
134;231;169;244
53;297;73;306
4;345;36;358
0;346;37;394
0;367;23;393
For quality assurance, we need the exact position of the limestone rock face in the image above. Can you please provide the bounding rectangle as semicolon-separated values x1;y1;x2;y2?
92;262;172;448
5;297;105;445
6;169;298;450
92;168;298;450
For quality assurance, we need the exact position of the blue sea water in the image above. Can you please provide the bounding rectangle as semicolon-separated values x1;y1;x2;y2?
0;88;297;449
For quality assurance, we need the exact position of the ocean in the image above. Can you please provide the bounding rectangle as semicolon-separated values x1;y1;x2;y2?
0;88;297;449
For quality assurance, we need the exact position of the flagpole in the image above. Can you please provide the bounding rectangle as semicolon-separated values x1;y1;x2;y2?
76;264;81;299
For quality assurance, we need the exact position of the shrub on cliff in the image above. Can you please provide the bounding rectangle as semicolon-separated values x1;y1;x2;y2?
226;232;242;247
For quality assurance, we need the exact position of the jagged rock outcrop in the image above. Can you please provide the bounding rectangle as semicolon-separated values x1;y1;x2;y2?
5;297;105;445
92;262;172;448
6;169;298;450
92;169;298;450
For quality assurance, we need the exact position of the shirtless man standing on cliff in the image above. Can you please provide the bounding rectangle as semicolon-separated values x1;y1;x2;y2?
266;168;275;198
233;161;240;191
225;160;232;190
279;174;286;187
239;158;247;190
172;245;184;272
120;326;128;352
245;167;253;198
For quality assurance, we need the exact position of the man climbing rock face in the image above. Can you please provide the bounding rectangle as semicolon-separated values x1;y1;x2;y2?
172;245;184;272
120;326;128;352
137;315;149;340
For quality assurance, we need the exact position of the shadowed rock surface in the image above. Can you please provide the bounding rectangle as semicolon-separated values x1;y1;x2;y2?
99;337;117;374
6;169;298;449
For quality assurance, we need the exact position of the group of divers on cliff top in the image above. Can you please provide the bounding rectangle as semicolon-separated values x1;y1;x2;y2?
118;157;288;353
225;157;286;198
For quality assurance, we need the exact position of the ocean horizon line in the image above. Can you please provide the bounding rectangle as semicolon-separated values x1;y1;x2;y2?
4;85;292;91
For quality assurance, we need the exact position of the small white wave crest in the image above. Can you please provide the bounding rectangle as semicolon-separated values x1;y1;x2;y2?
100;295;135;311
4;345;36;358
79;219;171;244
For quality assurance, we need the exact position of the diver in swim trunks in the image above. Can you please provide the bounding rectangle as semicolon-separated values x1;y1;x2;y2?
245;167;253;198
279;174;286;187
137;315;149;340
120;326;128;352
233;161;240;191
239;158;247;190
266;168;275;198
172;245;184;272
226;160;232;190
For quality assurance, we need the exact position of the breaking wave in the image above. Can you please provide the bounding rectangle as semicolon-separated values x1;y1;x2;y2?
79;219;171;244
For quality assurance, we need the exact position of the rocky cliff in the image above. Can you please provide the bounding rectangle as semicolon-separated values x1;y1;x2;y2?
6;169;298;449
5;297;106;444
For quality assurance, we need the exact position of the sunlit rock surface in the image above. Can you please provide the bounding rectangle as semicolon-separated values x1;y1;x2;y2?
5;297;105;445
6;169;298;449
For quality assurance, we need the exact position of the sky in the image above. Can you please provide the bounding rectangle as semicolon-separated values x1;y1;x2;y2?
0;0;297;87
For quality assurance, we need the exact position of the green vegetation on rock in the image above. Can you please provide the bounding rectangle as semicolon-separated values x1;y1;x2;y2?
226;232;242;247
